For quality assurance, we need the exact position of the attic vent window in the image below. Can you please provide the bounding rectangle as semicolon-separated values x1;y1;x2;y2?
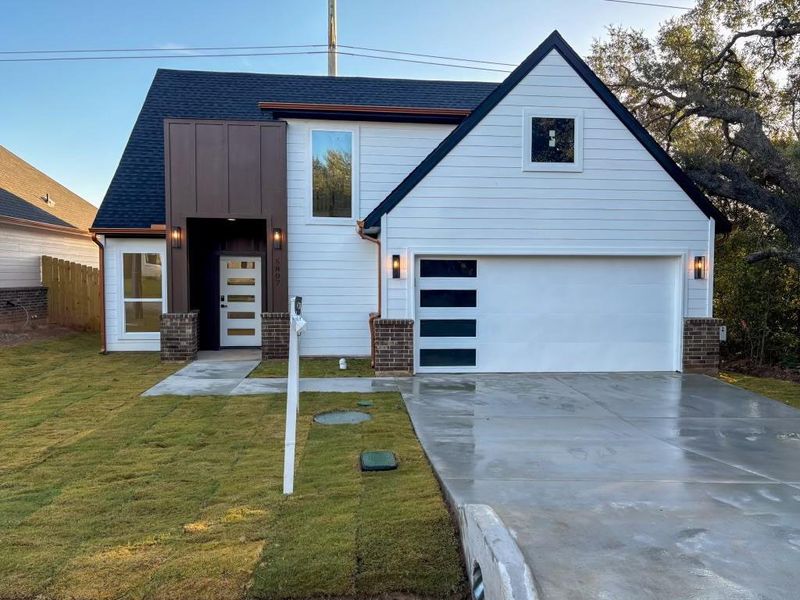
522;108;583;172
41;193;55;207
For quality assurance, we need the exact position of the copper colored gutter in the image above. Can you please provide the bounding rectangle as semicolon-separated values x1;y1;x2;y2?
89;225;166;236
357;219;381;367
0;214;91;237
91;233;107;354
258;101;471;119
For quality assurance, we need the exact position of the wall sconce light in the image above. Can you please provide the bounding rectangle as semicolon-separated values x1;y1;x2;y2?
170;225;182;249
693;255;706;279
392;254;401;279
272;228;283;250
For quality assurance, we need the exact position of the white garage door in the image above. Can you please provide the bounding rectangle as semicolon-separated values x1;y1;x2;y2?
415;256;681;373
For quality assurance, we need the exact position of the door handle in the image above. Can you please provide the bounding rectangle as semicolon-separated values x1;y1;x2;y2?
221;304;228;308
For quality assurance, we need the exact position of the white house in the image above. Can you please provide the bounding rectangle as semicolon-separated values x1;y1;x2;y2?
91;32;729;374
0;145;98;325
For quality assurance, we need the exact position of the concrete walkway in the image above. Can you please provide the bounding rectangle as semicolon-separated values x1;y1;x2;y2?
141;357;399;396
397;373;800;600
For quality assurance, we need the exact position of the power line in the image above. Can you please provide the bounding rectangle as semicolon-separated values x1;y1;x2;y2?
337;51;511;73
338;44;517;67
0;50;330;63
0;47;512;72
0;41;514;70
0;44;513;72
599;0;693;9
0;43;325;55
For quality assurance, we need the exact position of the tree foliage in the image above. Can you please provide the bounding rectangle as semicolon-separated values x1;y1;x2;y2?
589;0;800;266
715;208;800;366
313;149;352;218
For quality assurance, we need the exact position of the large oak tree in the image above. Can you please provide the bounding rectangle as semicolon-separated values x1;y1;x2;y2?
589;0;800;266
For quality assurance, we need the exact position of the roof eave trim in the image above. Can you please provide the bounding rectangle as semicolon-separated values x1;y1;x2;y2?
258;102;471;125
0;214;88;236
258;101;471;117
363;30;731;234
89;225;166;236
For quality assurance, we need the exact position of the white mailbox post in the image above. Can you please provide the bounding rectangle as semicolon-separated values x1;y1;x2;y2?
283;296;306;495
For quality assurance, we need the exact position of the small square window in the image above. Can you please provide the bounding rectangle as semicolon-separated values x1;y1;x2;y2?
522;109;583;172
530;117;574;163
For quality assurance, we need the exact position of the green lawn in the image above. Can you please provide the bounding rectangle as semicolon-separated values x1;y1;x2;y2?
250;357;375;378
721;371;800;410
0;334;464;600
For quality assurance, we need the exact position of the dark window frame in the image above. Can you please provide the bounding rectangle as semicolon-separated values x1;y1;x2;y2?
530;116;575;164
420;259;477;278
419;289;477;308
522;108;583;173
420;348;477;367
420;319;477;337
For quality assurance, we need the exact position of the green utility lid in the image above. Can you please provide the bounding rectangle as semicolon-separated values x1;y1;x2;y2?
360;451;397;472
356;400;374;407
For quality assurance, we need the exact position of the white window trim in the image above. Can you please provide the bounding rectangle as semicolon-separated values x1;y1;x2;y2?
119;248;166;340
522;108;584;173
307;125;359;225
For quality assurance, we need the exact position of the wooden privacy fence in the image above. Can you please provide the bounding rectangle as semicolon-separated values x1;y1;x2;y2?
41;256;100;331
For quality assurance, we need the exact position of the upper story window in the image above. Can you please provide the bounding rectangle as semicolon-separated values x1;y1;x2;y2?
522;108;583;172
311;129;355;220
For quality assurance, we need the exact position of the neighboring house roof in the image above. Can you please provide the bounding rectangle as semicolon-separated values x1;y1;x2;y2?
0;145;97;231
92;70;497;229
364;31;732;233
0;188;73;227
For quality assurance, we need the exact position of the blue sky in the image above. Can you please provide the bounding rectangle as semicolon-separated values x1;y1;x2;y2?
0;0;691;207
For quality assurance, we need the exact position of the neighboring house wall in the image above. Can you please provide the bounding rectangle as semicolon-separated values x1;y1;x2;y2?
381;49;714;319
104;237;167;352
0;222;98;288
284;119;454;356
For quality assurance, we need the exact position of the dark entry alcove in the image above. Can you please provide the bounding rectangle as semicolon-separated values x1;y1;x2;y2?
187;218;267;350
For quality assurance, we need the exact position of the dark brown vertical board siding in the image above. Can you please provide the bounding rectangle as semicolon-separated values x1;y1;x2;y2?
228;124;262;214
262;124;288;310
165;119;288;317
195;123;228;215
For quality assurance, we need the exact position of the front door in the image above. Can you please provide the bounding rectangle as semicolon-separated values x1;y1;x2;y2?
219;256;262;347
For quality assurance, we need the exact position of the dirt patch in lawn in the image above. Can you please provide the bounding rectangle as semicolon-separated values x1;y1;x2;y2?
0;324;86;348
721;358;800;384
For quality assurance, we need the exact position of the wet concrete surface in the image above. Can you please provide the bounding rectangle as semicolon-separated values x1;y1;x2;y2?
397;373;800;600
142;358;400;396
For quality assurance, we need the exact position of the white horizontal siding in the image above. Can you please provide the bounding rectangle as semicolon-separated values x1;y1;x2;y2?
284;119;453;356
104;237;166;352
383;49;713;319
0;223;98;288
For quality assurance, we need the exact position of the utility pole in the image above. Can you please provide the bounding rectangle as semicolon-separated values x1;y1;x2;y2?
328;0;337;76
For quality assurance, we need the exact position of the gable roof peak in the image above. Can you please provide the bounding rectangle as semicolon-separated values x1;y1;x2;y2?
363;32;731;233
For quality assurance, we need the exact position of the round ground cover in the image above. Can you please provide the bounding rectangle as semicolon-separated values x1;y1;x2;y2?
313;410;372;425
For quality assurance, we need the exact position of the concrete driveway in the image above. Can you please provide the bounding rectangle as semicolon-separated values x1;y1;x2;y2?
397;373;800;600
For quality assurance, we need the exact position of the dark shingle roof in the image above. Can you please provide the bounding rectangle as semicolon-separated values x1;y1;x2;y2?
93;70;497;229
0;188;74;227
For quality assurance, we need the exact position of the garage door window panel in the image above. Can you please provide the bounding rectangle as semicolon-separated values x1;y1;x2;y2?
420;259;477;278
420;319;477;337
420;289;477;308
420;348;476;367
